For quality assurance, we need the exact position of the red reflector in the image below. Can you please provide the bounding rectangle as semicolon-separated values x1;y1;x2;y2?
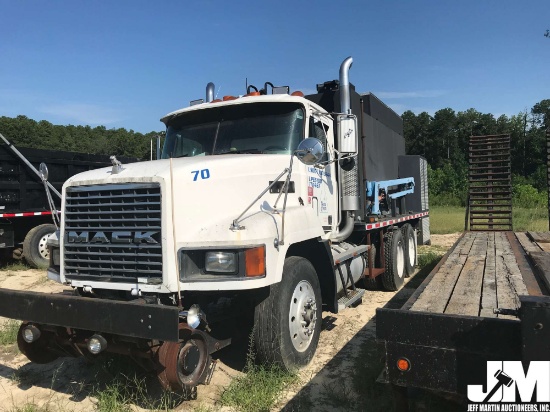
397;358;411;371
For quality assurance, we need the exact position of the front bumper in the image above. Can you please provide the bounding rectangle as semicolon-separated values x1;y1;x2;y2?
0;288;180;342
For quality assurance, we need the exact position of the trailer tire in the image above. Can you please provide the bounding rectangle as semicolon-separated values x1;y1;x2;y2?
362;245;381;290
381;229;405;291
254;256;321;372
401;224;417;277
23;224;56;269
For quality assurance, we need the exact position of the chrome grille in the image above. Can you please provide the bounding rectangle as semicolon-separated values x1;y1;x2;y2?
64;183;162;282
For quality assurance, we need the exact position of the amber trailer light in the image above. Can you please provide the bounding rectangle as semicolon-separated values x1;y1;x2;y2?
245;246;265;277
397;358;411;372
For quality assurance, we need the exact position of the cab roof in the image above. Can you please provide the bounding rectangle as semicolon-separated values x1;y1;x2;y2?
160;94;328;125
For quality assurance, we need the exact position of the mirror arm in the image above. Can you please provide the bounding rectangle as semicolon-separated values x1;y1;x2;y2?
230;167;290;231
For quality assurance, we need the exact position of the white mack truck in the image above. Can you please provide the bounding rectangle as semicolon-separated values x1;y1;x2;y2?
0;57;429;392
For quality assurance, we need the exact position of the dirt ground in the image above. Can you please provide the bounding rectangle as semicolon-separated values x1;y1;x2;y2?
0;233;462;411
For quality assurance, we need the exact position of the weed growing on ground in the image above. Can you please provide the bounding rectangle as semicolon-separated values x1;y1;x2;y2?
220;365;297;412
417;251;443;271
220;333;297;412
1;262;30;271
0;319;20;346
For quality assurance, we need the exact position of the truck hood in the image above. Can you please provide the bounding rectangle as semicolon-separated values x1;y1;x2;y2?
64;154;318;244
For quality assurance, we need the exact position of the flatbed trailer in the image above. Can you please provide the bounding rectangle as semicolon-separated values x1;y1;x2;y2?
376;231;550;405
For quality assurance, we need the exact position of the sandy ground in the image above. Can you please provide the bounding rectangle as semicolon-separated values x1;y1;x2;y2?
0;233;462;411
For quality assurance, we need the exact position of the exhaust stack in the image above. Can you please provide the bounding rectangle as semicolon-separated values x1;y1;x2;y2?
339;57;353;114
331;56;360;243
206;82;215;103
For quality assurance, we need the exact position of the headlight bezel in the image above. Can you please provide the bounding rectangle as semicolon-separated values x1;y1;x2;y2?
179;245;266;281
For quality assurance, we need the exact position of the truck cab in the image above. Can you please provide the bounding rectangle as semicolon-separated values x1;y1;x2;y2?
2;57;429;394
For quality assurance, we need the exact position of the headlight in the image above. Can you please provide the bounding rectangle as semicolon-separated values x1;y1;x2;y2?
205;251;237;273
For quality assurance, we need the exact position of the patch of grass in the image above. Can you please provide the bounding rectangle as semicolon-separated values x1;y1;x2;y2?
221;334;297;412
514;207;548;232
417;251;443;271
220;365;297;412
429;206;549;234
429;206;465;234
2;261;30;271
94;380;132;412
0;319;20;346
6;404;52;412
89;356;184;412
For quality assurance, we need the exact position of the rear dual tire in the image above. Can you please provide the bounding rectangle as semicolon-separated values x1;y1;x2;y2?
401;224;417;277
381;229;406;291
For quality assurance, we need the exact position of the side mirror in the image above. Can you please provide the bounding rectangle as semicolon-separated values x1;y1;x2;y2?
39;162;49;181
295;138;324;165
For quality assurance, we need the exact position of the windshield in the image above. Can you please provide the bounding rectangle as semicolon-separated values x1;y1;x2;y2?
162;103;305;158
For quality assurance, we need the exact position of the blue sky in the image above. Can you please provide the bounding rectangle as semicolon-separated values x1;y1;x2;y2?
1;1;548;133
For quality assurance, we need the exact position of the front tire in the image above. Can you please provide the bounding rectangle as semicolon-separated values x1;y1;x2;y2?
23;224;56;269
254;256;322;371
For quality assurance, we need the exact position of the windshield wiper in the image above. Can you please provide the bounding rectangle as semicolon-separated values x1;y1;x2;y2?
216;149;264;155
173;154;189;158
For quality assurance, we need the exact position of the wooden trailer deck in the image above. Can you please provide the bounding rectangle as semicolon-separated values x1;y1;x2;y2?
406;231;545;320
376;230;550;397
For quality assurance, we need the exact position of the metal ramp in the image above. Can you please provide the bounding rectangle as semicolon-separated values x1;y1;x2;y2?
467;134;512;231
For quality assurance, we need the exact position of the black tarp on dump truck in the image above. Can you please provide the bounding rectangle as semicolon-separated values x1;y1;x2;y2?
0;143;138;266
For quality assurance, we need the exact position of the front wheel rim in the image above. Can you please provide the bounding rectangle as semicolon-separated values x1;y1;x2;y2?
289;280;317;352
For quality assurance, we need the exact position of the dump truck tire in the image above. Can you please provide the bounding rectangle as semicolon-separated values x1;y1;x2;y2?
23;224;56;269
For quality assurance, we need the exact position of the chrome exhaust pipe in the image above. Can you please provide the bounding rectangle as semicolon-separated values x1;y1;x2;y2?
339;57;353;114
206;82;215;103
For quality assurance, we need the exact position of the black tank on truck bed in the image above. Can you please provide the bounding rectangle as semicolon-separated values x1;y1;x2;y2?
0;140;138;267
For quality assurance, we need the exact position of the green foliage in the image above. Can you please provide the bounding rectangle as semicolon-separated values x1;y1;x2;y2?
513;184;547;209
428;163;467;207
0;115;161;160
405;99;549;210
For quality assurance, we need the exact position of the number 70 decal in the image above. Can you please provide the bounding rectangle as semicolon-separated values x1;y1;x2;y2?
191;169;210;181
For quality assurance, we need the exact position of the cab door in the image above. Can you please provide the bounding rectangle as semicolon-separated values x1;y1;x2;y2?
307;116;338;233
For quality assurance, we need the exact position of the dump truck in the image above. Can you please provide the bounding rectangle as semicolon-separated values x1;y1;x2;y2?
0;136;137;268
0;57;429;392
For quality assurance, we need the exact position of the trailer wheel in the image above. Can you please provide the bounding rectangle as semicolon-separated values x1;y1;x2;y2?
23;224;56;269
362;245;381;290
381;229;405;291
254;256;322;372
401;224;417;277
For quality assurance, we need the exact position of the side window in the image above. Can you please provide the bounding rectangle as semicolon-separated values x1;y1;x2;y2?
311;119;329;162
